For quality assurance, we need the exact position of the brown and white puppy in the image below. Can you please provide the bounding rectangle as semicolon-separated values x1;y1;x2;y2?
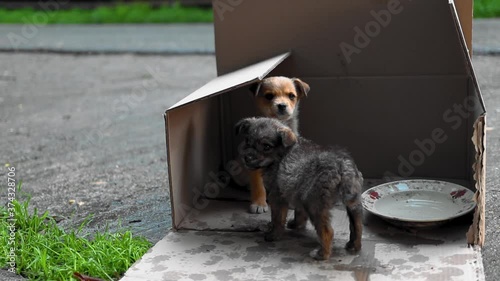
247;76;310;214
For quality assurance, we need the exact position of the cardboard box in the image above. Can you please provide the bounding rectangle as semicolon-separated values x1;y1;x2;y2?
122;1;486;280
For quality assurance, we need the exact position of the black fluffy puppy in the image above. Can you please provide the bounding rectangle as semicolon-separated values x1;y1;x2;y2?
236;117;363;260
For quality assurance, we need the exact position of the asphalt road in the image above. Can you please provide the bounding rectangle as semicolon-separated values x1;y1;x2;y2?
475;55;500;281
0;24;215;54
0;54;216;279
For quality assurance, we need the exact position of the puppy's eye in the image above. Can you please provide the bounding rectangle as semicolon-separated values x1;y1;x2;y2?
263;144;273;151
264;93;274;100
288;93;296;100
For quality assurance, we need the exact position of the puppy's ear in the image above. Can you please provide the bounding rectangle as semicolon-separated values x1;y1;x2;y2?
249;82;262;97
235;118;252;135
292;78;310;98
279;127;297;148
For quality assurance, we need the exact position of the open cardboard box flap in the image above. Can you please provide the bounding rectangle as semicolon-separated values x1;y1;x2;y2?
168;52;291;110
124;0;487;280
165;52;291;230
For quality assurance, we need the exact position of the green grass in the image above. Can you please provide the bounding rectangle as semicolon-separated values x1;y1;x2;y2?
1;183;152;281
475;0;500;18
0;1;498;24
0;3;213;24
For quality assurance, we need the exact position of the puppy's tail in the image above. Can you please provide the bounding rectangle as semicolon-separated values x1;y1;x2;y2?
339;170;363;205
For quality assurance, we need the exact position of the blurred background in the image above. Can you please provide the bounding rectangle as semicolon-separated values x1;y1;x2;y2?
0;0;498;24
0;0;214;24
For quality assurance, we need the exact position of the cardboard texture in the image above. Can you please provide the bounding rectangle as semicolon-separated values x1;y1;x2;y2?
455;0;473;56
467;116;486;246
124;0;487;280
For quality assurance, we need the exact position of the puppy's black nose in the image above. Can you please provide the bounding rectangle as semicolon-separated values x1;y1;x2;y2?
244;155;255;162
277;104;287;111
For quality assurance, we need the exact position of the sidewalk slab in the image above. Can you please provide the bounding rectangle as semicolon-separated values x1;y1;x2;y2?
121;201;484;281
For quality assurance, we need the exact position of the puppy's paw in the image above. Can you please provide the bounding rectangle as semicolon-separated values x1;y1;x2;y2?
309;249;329;261
345;240;362;252
264;230;281;242
287;219;306;230
249;203;268;214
